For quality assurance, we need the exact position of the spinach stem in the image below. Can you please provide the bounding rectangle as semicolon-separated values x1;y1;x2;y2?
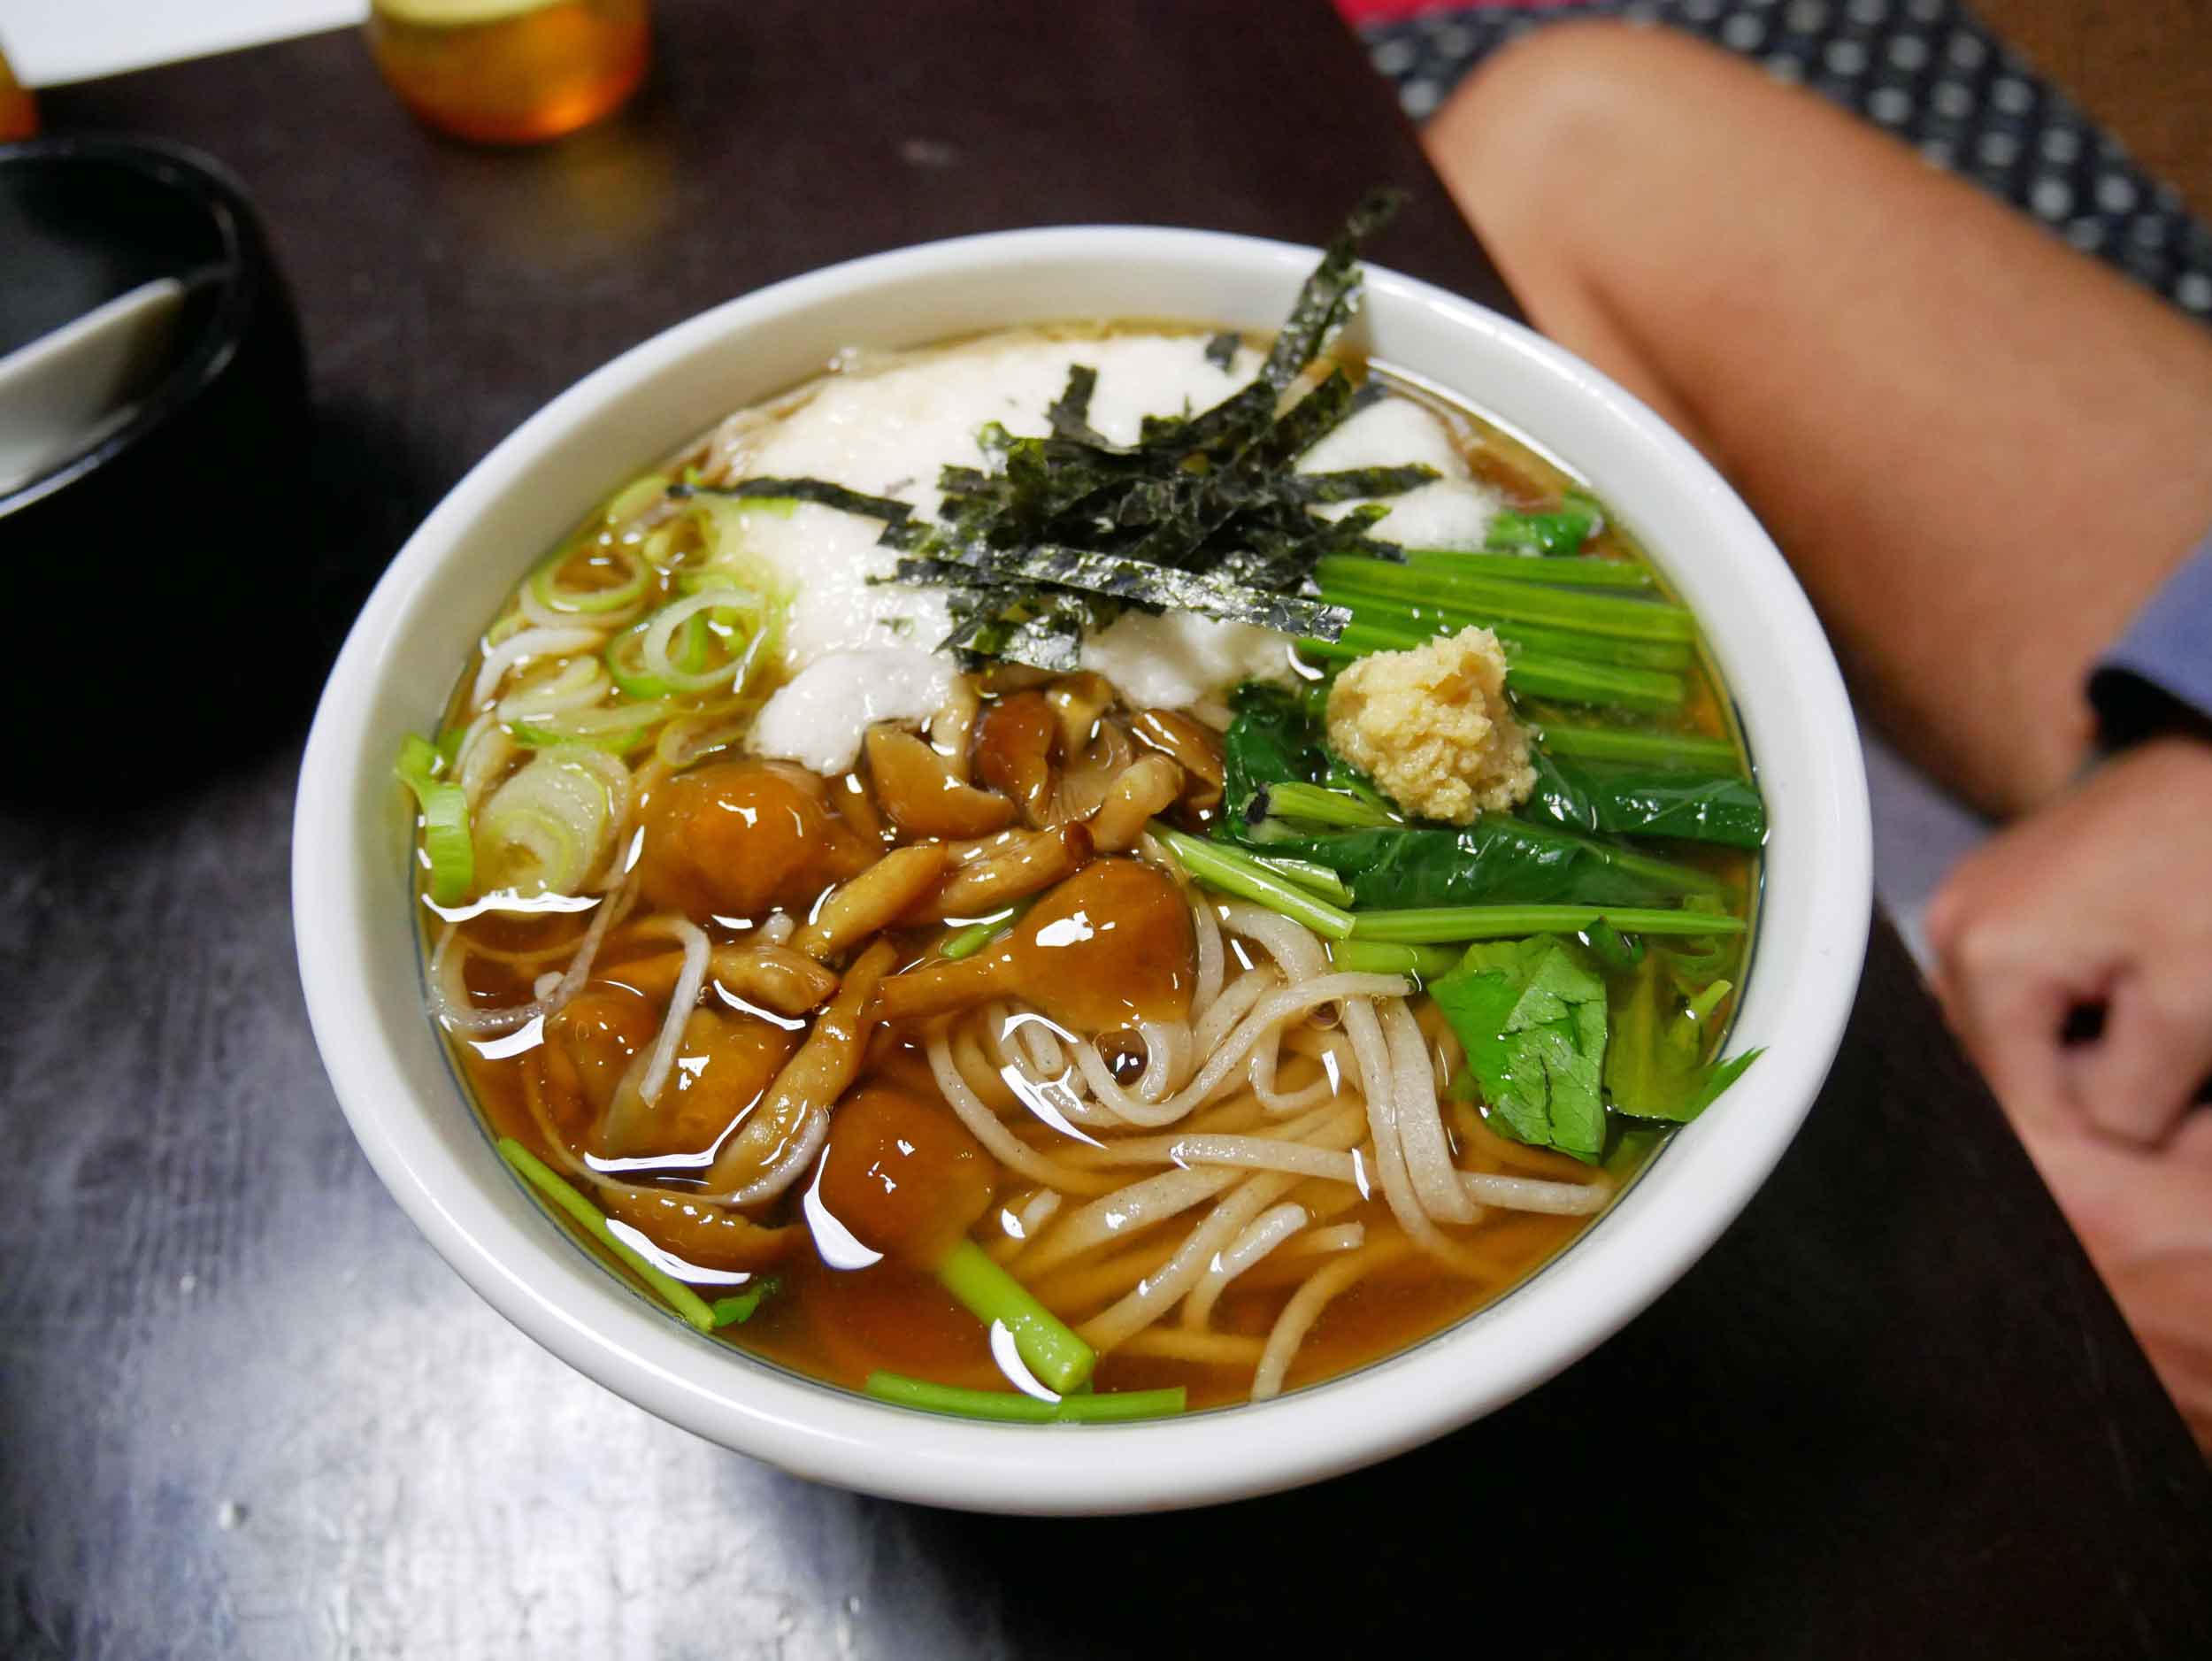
1327;939;1463;977
1349;904;1750;944
496;1138;717;1333
935;1238;1096;1394
863;1372;1187;1423
1536;724;1744;771
1315;556;1696;641
1400;547;1653;589
1151;825;1357;940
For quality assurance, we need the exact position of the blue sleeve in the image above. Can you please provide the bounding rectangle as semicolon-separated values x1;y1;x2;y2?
2089;534;2212;744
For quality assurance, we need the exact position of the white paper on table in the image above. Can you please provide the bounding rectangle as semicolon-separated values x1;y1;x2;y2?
0;0;368;88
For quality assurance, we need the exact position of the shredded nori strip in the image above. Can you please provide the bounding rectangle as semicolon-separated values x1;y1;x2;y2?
740;193;1412;669
1045;365;1118;450
680;476;917;530
1281;465;1440;504
898;546;1350;640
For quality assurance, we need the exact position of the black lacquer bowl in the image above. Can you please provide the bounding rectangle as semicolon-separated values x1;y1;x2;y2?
0;135;308;792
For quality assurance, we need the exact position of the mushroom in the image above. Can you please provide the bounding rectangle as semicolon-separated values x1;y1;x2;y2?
1090;754;1186;851
864;725;1017;838
919;822;1092;919
793;842;952;960
876;857;1196;1032
1127;708;1226;817
972;690;1061;826
703;940;895;1194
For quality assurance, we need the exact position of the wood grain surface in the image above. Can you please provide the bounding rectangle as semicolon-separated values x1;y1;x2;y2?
4;4;2207;1656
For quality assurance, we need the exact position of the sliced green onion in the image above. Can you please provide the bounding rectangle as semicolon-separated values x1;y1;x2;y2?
528;542;652;615
1151;825;1356;941
1327;939;1461;978
1402;548;1653;589
602;473;670;531
605;613;710;698
863;1372;1187;1424
1254;781;1398;830
935;1237;1095;1393
1349;904;1749;944
496;1137;717;1332
641;587;767;695
506;696;669;753
1254;855;1355;904
396;733;474;905
474;746;617;896
1535;724;1744;771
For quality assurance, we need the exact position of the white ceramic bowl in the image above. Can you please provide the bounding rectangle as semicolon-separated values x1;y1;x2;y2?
294;227;1871;1515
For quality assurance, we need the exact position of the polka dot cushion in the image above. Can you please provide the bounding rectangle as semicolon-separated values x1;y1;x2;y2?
1365;0;2212;319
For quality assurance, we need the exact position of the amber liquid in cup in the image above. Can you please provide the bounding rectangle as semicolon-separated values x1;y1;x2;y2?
0;44;37;141
367;0;649;145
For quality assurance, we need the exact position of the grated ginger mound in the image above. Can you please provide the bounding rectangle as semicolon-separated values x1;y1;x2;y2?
1325;627;1536;824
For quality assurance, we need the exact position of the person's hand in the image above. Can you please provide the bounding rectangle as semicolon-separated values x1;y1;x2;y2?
1926;735;2212;1450
1925;736;2212;1145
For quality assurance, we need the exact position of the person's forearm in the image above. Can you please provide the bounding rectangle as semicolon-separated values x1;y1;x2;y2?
1424;22;2212;817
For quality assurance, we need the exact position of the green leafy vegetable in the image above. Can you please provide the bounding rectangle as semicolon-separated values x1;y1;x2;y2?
1221;681;1329;820
1431;936;1611;1160
711;1278;779;1328
1604;950;1764;1122
1248;817;1724;911
1523;750;1768;850
1484;489;1606;558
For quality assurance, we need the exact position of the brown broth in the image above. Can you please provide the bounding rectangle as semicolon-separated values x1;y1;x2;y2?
420;329;1761;1412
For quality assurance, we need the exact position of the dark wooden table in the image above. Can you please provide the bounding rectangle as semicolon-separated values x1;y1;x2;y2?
6;4;2208;1656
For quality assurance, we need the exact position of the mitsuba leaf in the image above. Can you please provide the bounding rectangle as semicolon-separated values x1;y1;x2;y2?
1603;948;1762;1121
1432;936;1610;1160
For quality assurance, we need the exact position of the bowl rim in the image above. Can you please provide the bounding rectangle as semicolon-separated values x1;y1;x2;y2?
0;134;266;520
293;223;1871;1514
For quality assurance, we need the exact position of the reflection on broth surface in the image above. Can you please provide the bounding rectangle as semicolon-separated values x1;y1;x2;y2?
404;220;1763;1422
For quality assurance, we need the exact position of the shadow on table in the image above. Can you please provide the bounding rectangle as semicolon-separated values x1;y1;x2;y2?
2;391;437;817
